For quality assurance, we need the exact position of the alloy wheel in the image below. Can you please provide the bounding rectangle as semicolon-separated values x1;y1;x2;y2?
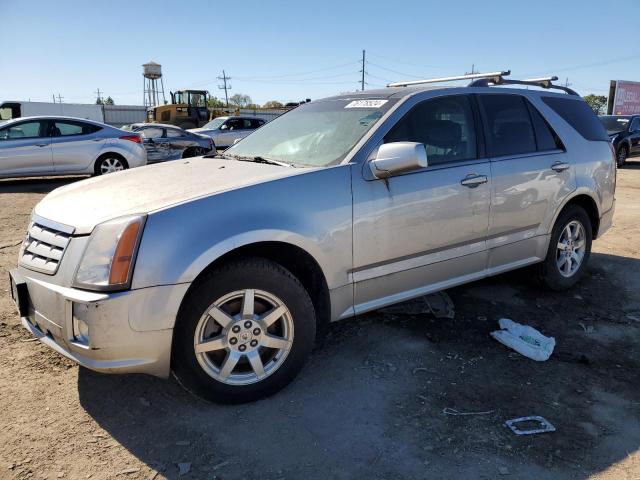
556;220;586;277
193;289;294;386
100;157;125;174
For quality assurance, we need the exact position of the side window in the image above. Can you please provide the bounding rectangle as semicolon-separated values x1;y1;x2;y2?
630;117;640;132
226;119;242;130
480;94;536;157
138;127;163;138
241;119;253;129
384;95;477;165
541;96;608;141
0;121;45;140
53;121;100;136
526;101;564;151
165;128;185;138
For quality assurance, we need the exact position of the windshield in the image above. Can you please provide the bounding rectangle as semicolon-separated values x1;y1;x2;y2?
224;98;396;167
202;117;226;130
600;115;630;135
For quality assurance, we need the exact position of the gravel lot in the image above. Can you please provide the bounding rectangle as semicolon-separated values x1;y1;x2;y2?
0;167;639;480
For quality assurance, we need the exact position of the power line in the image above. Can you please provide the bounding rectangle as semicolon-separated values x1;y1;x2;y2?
218;70;231;107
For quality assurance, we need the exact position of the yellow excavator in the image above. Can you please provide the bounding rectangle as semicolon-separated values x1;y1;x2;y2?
148;90;211;129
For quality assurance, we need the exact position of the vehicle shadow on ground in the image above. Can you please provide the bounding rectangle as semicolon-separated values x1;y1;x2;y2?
78;252;640;480
0;176;84;194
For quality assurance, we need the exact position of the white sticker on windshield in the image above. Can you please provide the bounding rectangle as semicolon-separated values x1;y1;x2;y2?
344;99;388;109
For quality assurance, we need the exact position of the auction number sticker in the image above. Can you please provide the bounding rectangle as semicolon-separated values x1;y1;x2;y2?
344;99;388;108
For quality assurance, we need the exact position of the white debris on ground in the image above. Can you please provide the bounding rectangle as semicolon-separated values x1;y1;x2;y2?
490;318;555;361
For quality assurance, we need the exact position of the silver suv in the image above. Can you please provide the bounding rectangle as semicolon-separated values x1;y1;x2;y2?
10;72;615;403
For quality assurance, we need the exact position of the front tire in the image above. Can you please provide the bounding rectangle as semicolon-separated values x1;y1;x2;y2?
172;258;316;403
539;205;592;290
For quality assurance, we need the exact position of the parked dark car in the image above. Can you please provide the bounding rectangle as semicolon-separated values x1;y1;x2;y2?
125;123;215;163
599;115;640;167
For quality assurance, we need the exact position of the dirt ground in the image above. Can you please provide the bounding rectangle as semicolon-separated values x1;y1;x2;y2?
0;166;639;480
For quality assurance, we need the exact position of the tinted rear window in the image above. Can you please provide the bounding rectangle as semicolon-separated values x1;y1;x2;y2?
526;101;564;151
479;94;536;157
542;97;608;141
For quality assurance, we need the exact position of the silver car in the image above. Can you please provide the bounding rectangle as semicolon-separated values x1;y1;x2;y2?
0;116;147;177
189;116;266;149
10;72;615;403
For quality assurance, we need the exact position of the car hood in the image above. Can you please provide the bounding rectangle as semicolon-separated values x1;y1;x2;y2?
35;157;310;234
189;127;214;134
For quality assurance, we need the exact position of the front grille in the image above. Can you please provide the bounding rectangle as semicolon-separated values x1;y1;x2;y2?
19;222;72;275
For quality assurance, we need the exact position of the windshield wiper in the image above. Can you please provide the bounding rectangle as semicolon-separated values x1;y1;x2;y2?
223;154;293;167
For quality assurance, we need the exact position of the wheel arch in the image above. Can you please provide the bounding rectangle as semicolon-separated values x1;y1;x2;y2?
552;192;601;238
176;240;332;333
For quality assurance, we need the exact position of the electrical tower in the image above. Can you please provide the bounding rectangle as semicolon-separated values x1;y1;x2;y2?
360;50;366;91
218;70;231;107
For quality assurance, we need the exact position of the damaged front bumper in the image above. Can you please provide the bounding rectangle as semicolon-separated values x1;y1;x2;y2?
10;268;188;378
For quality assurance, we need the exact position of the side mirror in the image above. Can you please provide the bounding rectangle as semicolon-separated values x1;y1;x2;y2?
220;124;228;130
233;138;241;145
369;142;428;179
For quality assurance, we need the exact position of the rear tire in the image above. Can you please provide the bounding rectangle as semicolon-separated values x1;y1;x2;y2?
616;145;628;168
172;258;316;404
538;205;592;291
94;154;128;175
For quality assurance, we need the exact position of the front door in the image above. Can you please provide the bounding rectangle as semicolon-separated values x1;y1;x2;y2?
351;94;491;313
477;93;577;271
0;120;53;177
140;126;170;163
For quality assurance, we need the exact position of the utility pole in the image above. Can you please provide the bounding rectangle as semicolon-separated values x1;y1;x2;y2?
94;88;102;104
56;93;63;103
360;49;366;91
218;70;231;107
564;77;572;88
52;94;56;103
466;64;478;75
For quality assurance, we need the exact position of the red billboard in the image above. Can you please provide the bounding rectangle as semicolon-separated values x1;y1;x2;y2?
609;80;640;115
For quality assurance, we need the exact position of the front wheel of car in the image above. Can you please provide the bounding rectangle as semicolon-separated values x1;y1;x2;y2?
616;146;628;167
539;204;592;291
172;258;316;403
95;154;128;175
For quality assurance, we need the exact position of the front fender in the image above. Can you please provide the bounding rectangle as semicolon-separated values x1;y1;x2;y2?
131;166;353;291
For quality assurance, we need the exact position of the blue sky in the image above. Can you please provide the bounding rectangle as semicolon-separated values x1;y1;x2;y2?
2;0;639;106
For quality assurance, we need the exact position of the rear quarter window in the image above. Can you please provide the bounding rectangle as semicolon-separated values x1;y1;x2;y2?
542;97;608;141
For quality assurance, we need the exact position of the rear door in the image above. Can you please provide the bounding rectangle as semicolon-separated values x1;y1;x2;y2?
352;94;491;312
139;126;169;162
165;127;192;159
50;120;105;173
478;93;576;272
0;120;53;176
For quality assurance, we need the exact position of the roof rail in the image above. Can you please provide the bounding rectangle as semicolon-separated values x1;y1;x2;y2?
468;75;579;96
387;70;511;88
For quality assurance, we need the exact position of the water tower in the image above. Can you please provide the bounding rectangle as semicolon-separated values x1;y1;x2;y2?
142;61;166;107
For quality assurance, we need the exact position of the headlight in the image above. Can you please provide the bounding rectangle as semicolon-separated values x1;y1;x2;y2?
73;215;146;291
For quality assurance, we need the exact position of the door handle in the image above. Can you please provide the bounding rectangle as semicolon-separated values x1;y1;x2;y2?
35;143;48;147
460;174;488;188
551;161;570;172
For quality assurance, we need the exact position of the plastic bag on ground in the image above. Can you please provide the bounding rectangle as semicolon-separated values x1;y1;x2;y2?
490;318;555;361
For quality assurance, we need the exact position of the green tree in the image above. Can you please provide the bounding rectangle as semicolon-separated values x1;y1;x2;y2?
207;97;225;108
229;94;252;108
584;94;607;115
263;100;284;109
96;96;115;105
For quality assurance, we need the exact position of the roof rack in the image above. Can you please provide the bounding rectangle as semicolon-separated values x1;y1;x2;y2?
387;70;579;96
468;74;579;96
387;71;510;88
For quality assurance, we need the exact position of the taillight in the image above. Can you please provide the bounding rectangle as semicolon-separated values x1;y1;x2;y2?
119;135;142;144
